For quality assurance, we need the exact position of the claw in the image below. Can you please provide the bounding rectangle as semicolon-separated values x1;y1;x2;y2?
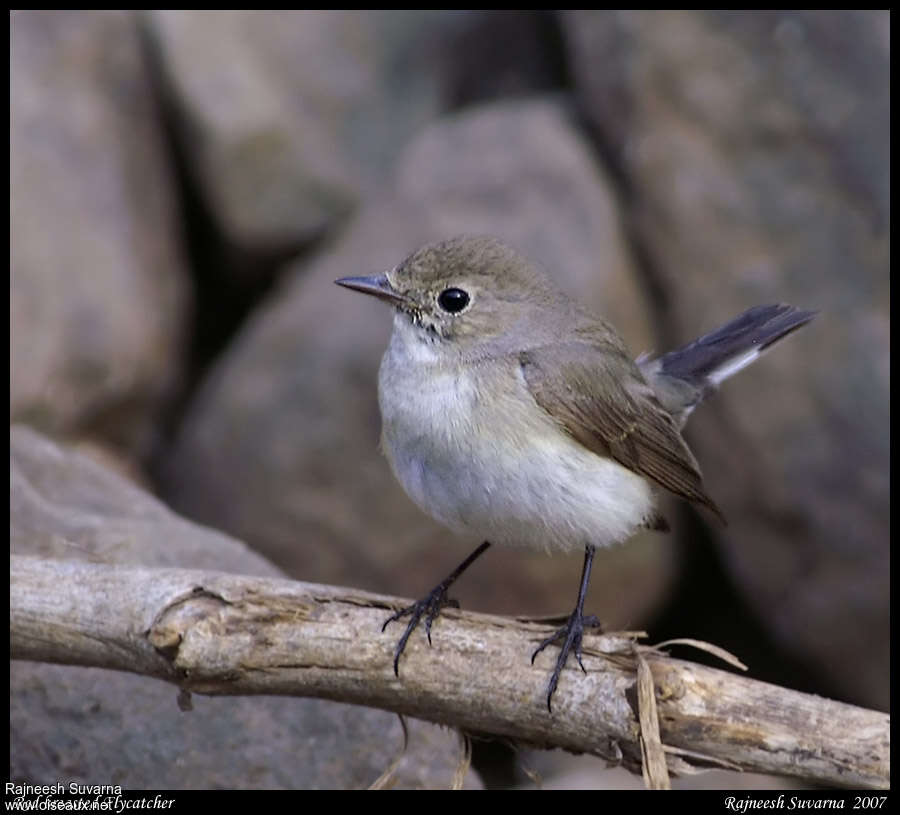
384;586;452;673
382;542;491;677
532;612;603;712
530;547;600;712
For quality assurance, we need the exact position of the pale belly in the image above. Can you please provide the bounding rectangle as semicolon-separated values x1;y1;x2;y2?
378;349;655;552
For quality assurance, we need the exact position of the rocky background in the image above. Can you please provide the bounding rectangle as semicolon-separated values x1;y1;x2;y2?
10;10;889;790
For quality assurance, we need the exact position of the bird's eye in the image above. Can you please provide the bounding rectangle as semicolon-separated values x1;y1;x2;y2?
437;287;470;314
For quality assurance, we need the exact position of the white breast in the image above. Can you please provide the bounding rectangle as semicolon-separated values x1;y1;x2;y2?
378;316;656;552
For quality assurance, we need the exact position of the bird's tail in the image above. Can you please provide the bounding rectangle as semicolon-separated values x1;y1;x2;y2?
639;304;816;427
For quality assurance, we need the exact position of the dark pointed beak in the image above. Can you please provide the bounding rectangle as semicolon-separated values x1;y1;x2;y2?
334;273;409;306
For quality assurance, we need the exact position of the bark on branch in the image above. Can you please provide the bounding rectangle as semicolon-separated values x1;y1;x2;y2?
10;555;889;789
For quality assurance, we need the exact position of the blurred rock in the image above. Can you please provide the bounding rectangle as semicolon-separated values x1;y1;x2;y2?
159;98;671;629
10;10;190;456
513;752;802;790
143;11;564;256
564;10;889;708
10;425;279;573
10;662;480;790
10;425;480;790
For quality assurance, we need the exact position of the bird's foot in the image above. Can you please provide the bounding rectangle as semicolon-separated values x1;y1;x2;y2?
531;612;603;712
382;583;460;676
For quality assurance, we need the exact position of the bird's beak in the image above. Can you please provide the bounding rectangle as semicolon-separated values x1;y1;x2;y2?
334;273;409;306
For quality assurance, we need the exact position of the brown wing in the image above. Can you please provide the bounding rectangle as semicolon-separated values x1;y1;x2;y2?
519;343;725;522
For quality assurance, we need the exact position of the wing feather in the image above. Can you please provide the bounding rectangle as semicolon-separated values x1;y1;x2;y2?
519;344;724;522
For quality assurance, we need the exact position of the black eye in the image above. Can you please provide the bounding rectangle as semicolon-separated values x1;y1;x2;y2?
437;287;470;313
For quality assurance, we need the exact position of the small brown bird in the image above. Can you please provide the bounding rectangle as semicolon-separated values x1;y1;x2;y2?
337;235;815;711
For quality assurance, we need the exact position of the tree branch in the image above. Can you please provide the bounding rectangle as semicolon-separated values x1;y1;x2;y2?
10;555;889;789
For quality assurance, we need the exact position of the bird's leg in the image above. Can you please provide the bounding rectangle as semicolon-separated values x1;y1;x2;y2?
531;544;602;712
383;541;491;676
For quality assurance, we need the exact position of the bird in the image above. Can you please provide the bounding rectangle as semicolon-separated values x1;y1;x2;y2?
335;235;815;712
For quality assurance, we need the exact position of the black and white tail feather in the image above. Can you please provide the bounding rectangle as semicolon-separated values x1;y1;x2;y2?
639;304;817;428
